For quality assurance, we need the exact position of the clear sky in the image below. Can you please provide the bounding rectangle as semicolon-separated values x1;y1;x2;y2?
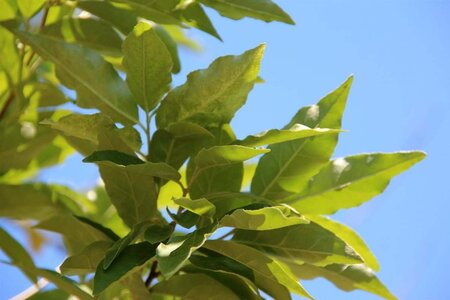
2;1;450;299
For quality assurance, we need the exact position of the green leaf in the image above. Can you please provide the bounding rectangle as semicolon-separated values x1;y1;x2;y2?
305;215;379;271
157;224;216;278
84;150;144;165
0;227;37;282
103;221;154;270
153;26;181;74
152;273;240;299
10;30;138;124
173;197;216;217
0;0;17;21
285;151;426;214
60;241;113;276
233;223;363;266
204;240;312;299
27;289;70;300
42;17;123;56
235;124;340;147
199;0;294;24
207;192;267;218
144;223;174;244
220;205;308;230
175;2;221;40
17;0;45;19
156;44;265;128
25;82;68;107
113;0;183;25
123;22;173;112
290;263;396;300
150;122;214;170
35;214;113;253
252;76;353;200
34;269;93;300
94;242;157;295
77;1;137;35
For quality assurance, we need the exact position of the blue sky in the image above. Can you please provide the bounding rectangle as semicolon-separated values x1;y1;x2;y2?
2;1;450;299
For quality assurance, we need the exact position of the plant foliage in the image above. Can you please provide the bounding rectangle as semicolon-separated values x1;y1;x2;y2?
0;0;424;299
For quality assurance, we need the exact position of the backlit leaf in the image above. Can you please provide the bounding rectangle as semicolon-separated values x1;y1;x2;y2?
60;241;113;275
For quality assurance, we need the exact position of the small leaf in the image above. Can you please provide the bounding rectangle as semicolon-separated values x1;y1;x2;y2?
290;263;396;300
84;150;144;166
233;223;363;266
235;124;340;147
157;224;217;278
175;2;221;40
144;223;174;244
204;240;312;299
199;0;294;24
0;227;37;282
152;273;239;299
285;151;426;214
305;215;379;271
60;241;113;275
156;44;265;128
207;192;267;218
93;242;157;294
173;197;216;217
220;206;308;230
123;22;173;112
252;76;353;200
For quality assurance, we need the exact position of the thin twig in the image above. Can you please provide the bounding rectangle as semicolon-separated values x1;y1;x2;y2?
145;260;160;288
25;6;49;66
0;92;15;120
216;229;235;240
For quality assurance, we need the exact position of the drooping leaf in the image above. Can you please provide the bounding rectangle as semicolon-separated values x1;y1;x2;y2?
152;273;240;299
199;0;294;24
112;0;183;25
156;44;265;128
60;241;113;275
77;1;137;34
220;205;308;231
290;263;396;300
204;240;312;299
0;227;37;282
305;215;379;271
42;17;123;56
173;197;216;217
252;76;353;199
93;242;157;295
84;150;144;166
207;192;267;218
166;208;200;229
285;151;426;214
233;223;363;266
157;224;217;278
235;124;340;147
144;223;174;244
123;22;173;112
34;269;93;300
175;2;221;40
150;122;214;170
9;30;138;124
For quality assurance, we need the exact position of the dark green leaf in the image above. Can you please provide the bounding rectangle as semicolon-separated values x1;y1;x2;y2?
173;197;216;217
60;241;113;275
83;150;144;166
144;223;174;244
252;76;353;199
154;26;181;74
113;0;183;25
200;0;294;24
156;44;265;128
290;263;396;300
204;240;312;299
285;151;426;214
94;242;157;295
123;22;173;112
0;227;37;282
233;223;363;266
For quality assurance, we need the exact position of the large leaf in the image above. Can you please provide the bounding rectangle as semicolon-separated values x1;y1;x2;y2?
252;76;353;199
199;0;294;24
10;30;138;124
77;1;137;34
0;227;37;282
123;22;173;112
220;205;308;231
60;241;113;275
42;17;123;56
17;0;45;19
204;240;312;299
156;44;265;128
150;122;214;170
157;224;216;278
233;223;363;266
285;151;426;214
290;263;396;300
152;273;240;299
305;215;379;271
235;124;340;147
94;242;157;294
